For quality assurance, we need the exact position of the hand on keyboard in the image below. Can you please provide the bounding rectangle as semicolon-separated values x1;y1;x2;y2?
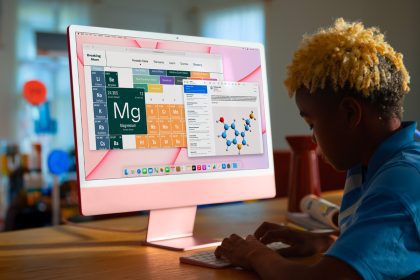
180;242;289;269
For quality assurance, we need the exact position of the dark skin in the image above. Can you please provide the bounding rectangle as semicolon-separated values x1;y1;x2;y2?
215;87;402;279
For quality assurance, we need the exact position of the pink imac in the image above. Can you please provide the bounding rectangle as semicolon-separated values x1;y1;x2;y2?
67;25;275;251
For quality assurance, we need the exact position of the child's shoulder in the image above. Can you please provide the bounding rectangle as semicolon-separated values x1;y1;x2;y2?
368;151;419;198
366;143;420;232
371;140;420;192
399;141;420;170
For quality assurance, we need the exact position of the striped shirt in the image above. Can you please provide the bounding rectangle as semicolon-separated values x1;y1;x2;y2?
326;121;420;280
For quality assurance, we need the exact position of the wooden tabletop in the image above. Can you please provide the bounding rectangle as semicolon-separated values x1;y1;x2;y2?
0;191;342;279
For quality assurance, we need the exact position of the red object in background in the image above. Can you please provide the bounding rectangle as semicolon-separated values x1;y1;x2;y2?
273;150;291;197
273;149;346;197
286;136;321;212
23;80;47;106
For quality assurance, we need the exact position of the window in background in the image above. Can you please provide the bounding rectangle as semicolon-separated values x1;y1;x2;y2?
16;1;89;151
200;3;265;44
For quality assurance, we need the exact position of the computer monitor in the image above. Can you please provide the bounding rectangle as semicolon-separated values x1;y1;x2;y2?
67;25;275;251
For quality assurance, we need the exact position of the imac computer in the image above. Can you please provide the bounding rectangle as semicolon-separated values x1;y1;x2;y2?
67;25;275;251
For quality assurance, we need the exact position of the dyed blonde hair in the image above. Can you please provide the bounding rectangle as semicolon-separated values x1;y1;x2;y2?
284;18;410;100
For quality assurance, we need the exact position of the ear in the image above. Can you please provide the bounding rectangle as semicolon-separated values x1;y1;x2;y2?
338;97;362;129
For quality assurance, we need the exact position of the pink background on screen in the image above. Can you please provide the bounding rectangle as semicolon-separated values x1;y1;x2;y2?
75;34;269;180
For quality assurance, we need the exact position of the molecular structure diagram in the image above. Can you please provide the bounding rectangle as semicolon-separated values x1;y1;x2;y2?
216;111;256;154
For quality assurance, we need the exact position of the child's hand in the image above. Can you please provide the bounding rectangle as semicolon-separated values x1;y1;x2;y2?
254;222;335;257
214;234;278;270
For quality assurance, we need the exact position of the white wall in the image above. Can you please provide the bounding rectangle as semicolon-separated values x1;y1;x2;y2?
89;0;196;35
264;0;420;148
0;0;17;140
193;0;420;148
1;0;419;148
0;0;196;143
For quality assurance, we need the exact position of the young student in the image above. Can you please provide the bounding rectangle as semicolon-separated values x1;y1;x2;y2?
215;18;420;279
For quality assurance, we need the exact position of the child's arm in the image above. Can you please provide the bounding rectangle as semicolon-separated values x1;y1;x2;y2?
215;234;361;280
251;246;361;280
254;222;338;257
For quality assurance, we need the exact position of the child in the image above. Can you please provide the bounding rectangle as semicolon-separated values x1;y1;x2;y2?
215;18;420;279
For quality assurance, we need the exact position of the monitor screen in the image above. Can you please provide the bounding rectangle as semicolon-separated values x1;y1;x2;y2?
72;30;270;182
68;26;275;233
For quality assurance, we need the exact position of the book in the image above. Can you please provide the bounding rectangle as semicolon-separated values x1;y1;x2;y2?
286;194;339;231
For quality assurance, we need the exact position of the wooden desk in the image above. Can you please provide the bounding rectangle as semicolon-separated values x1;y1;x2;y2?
0;191;342;279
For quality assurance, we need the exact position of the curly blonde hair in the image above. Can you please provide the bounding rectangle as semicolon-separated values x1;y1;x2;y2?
284;18;410;115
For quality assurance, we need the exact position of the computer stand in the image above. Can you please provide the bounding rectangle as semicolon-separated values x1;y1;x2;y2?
145;206;221;251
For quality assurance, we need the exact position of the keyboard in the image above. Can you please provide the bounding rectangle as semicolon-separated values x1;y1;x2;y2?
179;242;289;269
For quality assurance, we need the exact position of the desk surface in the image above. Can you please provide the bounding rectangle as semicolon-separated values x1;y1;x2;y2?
0;191;342;279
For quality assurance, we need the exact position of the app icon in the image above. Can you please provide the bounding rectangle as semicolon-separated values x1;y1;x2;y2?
197;165;202;171
202;164;206;170
212;164;217;170
131;169;135;174
148;168;153;174
136;169;141;174
222;163;226;169
171;166;176;172
165;166;170;173
124;169;129;176
142;168;147;174
227;163;231;169
233;163;238;168
154;168;159;173
192;165;196;171
176;166;181;172
160;167;164;173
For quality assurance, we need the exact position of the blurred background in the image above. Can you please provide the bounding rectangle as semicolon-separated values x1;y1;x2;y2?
0;0;419;231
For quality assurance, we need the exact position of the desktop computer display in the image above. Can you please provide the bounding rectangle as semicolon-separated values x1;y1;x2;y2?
67;25;275;250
